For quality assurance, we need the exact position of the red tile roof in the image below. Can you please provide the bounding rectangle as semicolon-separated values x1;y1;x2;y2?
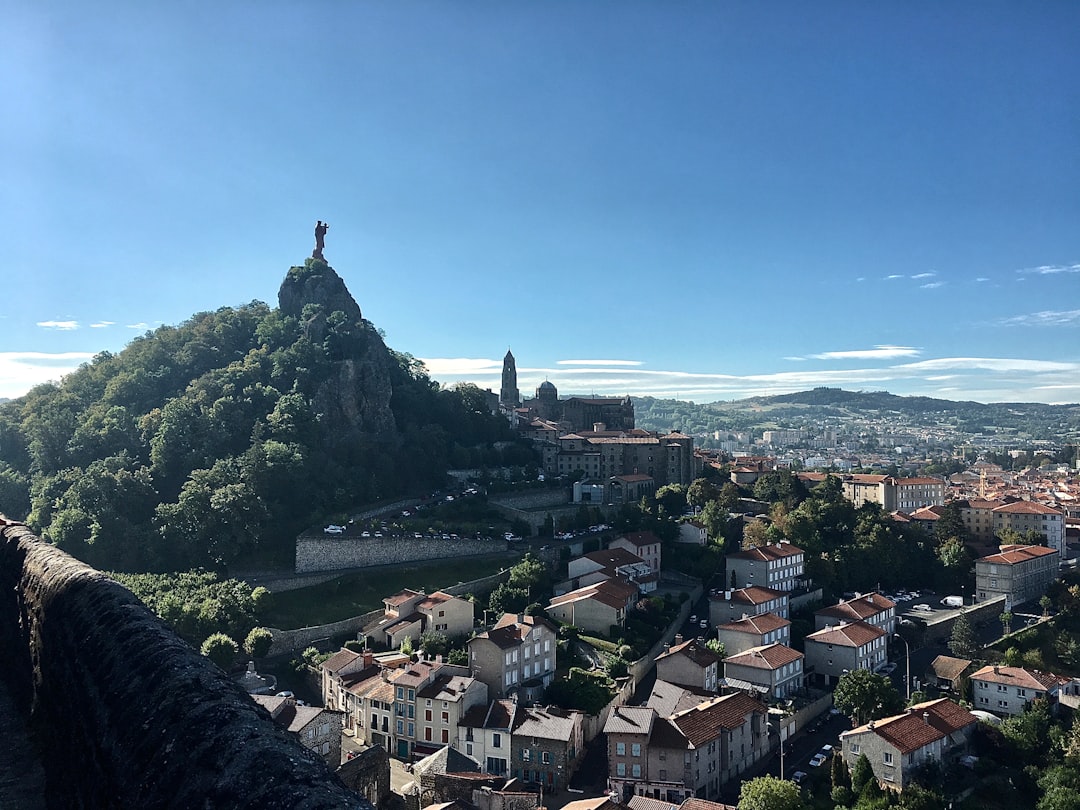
970;665;1070;691
816;593;895;622
843;698;976;755
723;643;803;670
655;637;721;668
977;545;1058;565
670;692;766;745
806;620;885;648
718;612;791;635
993;501;1062;515
727;542;804;562
711;586;787;606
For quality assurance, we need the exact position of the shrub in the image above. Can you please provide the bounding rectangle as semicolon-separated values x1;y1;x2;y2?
201;632;239;670
242;626;273;659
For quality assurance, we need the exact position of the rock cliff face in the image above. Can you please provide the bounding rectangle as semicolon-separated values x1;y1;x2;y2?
278;258;398;444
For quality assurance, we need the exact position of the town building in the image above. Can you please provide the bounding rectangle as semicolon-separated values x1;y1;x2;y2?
839;475;945;511
546;579;638;635
814;593;896;634
839;699;977;791
562;547;657;595
709;587;790;626
970;665;1072;716
803;621;887;685
415;674;489;758
721;643;804;699
467;614;557;700
510;706;585;791
974;544;1059;609
610;532;663;574
363;589;475;649
603;693;768;802
992;501;1066;555
724;542;804;593
714;613;791;658
654;638;721;693
676;521;708;546
500;350;520;411
251;694;343;767
458;699;518;776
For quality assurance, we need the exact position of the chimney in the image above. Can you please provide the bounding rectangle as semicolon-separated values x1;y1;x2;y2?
674;634;684;646
923;712;930;725
517;613;525;624
725;590;732;600
994;666;1000;675
594;422;606;432
868;720;875;729
363;651;374;668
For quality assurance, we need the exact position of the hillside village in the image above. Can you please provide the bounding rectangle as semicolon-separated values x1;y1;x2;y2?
262;372;1080;810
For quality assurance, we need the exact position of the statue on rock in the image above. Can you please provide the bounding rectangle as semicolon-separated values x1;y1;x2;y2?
313;220;329;261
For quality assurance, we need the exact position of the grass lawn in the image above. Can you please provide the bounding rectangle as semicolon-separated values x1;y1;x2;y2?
262;554;516;629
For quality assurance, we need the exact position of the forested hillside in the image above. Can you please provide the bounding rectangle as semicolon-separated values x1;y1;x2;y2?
0;258;524;573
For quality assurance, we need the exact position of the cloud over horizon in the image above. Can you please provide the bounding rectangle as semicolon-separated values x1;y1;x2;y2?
36;320;79;331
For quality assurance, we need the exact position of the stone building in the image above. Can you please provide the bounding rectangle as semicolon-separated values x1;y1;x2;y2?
974;544;1059;609
252;694;344;767
500;350;521;411
509;706;585;791
839;699;977;791
337;744;392;808
714;613;790;658
709;587;789;626
991;501;1066;555
803;621;887;685
655;638;721;693
970;665;1072;716
467;614;558;700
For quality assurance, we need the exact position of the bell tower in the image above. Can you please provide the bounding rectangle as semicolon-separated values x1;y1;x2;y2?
500;349;520;410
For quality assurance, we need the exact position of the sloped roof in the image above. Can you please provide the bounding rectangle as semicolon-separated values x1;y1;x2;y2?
718;612;791;636
581;547;647;569
842;698;976;755
970;665;1071;691
547;578;638;611
646;680;714;717
321;648;361;674
805;620;885;648
930;655;973;682
656;637;721;668
413;745;482;777
614;530;662;548
670;693;766;745
512;706;579;742
977;545;1058;565
712;586;787;606
727;542;804;562
603;706;656;736
993;501;1062;515
385;589;423;607
679;800;737;810
815;593;895;622
723;643;803;670
474;614;556;649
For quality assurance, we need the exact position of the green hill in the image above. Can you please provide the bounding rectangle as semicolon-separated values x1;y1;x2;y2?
0;258;523;573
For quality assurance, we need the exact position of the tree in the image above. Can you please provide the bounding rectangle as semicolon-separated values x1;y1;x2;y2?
831;747;852;789
400;635;414;656
736;775;804;810
201;632;239;670
488;583;530;615
1041;595;1053;617
243;626;273;659
1000;611;1013;636
508;554;546;593
948;612;979;658
687;478;719;509
655;483;687;516
419;631;450;657
833;669;904;726
850;753;874;795
705;638;725;656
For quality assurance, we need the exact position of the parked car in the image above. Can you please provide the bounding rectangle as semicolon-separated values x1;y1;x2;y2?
323;525;345;534
876;662;897;676
913;604;932;612
792;771;808;785
809;753;828;767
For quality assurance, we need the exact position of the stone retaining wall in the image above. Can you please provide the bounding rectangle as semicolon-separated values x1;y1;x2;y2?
0;519;368;809
296;535;508;574
266;608;386;658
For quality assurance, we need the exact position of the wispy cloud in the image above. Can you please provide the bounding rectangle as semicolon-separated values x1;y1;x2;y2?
884;274;903;280
0;351;96;398
125;322;149;330
36;320;79;331
920;281;945;289
808;346;921;361
999;309;1080;327
557;359;643;366
911;272;936;279
89;321;115;329
1018;263;1080;275
418;353;1080;405
976;277;989;283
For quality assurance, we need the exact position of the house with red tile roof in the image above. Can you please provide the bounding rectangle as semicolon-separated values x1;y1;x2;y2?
715;612;791;657
975;544;1059;609
970;665;1073;716
610;531;663;574
655;637;721;693
709;586;789;626
815;592;896;634
839;699;977;791
722;643;804;699
992;500;1065;555
467;614;557;700
546;578;638;635
803;621;887;685
603;692;768;803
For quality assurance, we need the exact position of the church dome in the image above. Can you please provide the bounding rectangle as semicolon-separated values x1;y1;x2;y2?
536;380;558;400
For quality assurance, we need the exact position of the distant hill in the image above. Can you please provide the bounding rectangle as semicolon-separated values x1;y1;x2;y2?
634;387;1080;443
0;257;524;573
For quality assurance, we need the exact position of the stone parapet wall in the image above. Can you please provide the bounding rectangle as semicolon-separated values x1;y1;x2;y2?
266;607;386;658
0;519;369;809
296;535;508;574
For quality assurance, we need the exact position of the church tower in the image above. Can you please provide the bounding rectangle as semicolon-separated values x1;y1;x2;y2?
500;349;520;410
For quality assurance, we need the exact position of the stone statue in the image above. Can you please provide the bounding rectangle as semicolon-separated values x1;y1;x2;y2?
313;220;329;260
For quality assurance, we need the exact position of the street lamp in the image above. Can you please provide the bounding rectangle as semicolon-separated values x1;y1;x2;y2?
770;720;786;780
893;632;911;700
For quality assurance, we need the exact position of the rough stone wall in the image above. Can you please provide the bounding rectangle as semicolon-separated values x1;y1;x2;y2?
266;607;386;658
0;519;370;810
337;745;391;807
296;535;508;574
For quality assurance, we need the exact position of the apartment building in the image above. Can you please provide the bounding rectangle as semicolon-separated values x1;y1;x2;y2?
510;706;585;791
803;621;887;685
815;593;896;634
610;532;663;574
725;542;804;593
715;613;791;657
840;475;945;511
992;501;1065;555
970;665;1072;716
414;673;488;757
546;579;638;635
721;643;804;699
468;614;557;700
655;638;721;693
709;587;790;626
363;588;475;648
974;544;1059;609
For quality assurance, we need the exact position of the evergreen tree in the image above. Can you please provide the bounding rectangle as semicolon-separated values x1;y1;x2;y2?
851;753;874;795
949;611;979;658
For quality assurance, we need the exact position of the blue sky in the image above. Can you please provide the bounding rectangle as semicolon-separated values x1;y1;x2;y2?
3;2;1078;404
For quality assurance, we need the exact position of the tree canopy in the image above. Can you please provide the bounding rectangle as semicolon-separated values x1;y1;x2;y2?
833;669;904;726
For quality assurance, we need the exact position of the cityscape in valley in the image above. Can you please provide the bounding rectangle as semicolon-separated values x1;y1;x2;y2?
2;253;1080;809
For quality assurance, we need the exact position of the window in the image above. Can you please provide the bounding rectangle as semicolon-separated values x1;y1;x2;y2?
883;752;893;765
425;710;432;722
407;723;414;737
408;689;415;702
523;749;531;762
616;763;626;777
424;728;432;741
632;764;642;778
397;720;404;734
659;769;667;780
849;743;860;754
425;699;432;707
1018;689;1027;697
466;743;473;756
542;752;550;764
632;743;641;757
616;742;626;756
396;687;404;700
493;733;502;749
442;711;449;723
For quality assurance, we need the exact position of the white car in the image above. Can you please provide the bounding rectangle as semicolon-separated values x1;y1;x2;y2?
877;662;897;676
323;525;345;534
699;620;709;630
809;753;828;767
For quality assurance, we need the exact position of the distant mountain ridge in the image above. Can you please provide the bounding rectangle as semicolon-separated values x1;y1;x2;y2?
633;387;1080;443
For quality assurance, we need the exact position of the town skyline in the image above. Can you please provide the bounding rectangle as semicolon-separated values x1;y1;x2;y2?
4;3;1078;403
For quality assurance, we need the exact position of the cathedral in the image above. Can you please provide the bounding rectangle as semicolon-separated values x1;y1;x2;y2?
499;350;635;433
